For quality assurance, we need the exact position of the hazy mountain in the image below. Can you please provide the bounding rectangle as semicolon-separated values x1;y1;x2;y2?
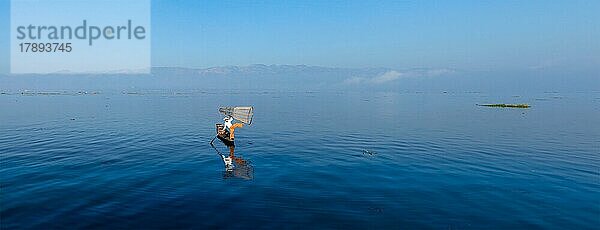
1;65;390;90
1;64;595;93
152;64;389;78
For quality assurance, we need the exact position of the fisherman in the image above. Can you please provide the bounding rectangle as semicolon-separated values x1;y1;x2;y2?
223;116;243;140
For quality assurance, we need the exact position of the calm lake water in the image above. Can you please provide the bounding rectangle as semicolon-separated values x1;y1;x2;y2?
1;90;598;229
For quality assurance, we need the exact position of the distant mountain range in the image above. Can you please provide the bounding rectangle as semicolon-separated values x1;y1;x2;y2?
151;64;390;77
0;64;464;91
151;64;455;78
2;64;594;92
0;64;600;94
147;64;459;90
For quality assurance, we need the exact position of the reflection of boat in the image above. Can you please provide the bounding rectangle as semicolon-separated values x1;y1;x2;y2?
211;106;253;146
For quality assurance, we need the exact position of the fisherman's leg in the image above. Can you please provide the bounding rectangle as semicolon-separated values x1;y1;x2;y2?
229;123;244;140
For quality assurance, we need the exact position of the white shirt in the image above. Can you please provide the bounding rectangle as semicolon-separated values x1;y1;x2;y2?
223;117;233;130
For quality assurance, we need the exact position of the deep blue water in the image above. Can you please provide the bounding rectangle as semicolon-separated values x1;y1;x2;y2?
1;90;599;229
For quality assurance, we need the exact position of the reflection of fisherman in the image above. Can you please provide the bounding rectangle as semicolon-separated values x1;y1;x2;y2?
219;145;252;179
221;153;234;170
223;116;243;140
222;145;248;170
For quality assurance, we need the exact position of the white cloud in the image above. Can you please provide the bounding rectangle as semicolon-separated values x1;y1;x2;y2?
344;68;456;85
345;70;403;85
372;70;402;83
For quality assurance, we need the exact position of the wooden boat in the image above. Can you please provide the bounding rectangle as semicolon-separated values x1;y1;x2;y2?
215;123;235;146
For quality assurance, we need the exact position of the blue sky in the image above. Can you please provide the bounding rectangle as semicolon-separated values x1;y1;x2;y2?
1;0;599;74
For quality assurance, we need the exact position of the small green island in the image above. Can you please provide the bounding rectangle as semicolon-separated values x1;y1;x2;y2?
477;104;531;108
